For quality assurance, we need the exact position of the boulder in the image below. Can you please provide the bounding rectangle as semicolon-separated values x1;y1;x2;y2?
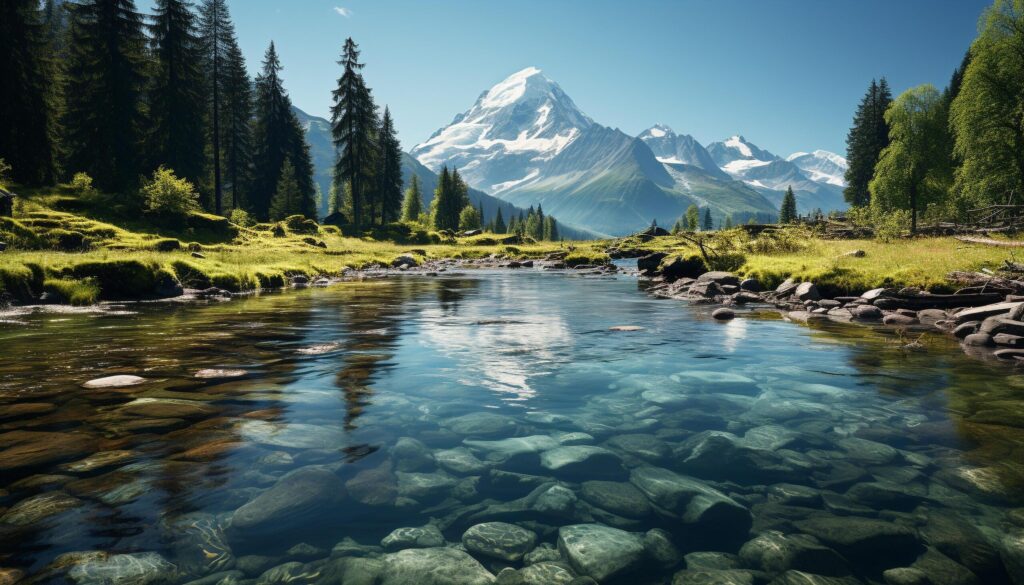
230;466;345;538
629;466;752;539
391;255;419;268
539;446;625;480
605;434;671;462
954;302;1022;324
953;322;979;339
66;552;178;585
963;333;995;348
435;447;489;475
851;305;883;320
994;334;1024;347
775;279;799;297
392;437;435;472
579;481;652;519
740;278;763;292
444;413;518;437
794;516;920;567
644;528;683;569
712;308;735;321
883;313;919;326
82;375;146;389
377;548;495;585
698;271;741;286
795;282;820;302
637;252;669;274
671;569;757;584
462;522;537;562
518;562;574;585
980;317;1024;337
661;256;707;281
381;525;445;552
557;524;646;582
738;530;847;575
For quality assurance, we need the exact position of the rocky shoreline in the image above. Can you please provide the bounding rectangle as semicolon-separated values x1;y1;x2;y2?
637;251;1024;365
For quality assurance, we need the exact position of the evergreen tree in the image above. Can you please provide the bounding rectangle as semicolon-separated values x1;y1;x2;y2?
63;0;148;194
0;0;58;185
525;212;540;240
844;78;893;207
672;218;684;234
535;204;545;237
478;201;485;226
871;84;953;233
222;39;252;209
198;0;237;213
250;43;312;219
432;166;460;231
269;159;299;220
544;215;558;241
702;207;713;231
724;215;734;229
331;37;378;228
149;0;207;195
401;174;423;222
376;106;403;224
493;207;506;234
42;0;70;56
507;215;519;236
779;187;798;223
684;204;700;231
951;0;1024;208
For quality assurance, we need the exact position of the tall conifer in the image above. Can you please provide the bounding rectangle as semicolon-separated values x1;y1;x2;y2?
844;78;892;207
331;37;378;227
376;106;403;224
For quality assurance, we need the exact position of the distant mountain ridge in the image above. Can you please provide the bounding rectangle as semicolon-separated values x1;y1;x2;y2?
410;67;847;235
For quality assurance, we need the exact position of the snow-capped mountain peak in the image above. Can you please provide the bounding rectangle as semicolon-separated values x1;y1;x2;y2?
410;67;593;192
786;150;848;187
640;123;674;139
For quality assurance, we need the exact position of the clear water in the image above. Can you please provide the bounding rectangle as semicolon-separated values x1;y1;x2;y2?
0;270;1021;584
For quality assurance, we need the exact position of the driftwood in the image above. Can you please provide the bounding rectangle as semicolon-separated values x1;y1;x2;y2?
955;236;1024;248
947;271;1024;295
873;292;1005;310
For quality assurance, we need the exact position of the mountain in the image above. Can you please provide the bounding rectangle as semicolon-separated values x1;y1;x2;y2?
412;68;779;235
638;124;728;179
293;106;597;239
706;135;848;214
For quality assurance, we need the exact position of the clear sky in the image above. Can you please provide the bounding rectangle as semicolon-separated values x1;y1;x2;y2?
150;0;990;156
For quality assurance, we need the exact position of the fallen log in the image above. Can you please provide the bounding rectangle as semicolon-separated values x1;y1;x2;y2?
955;236;1024;247
948;271;1024;294
873;292;1005;310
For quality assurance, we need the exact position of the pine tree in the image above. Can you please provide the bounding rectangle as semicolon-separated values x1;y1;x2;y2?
250;42;312;220
401;174;423;222
0;1;58;185
222;39;252;209
685;205;699;231
724;215;734;229
478;201;485;226
63;0;148;194
432;166;459;231
376;106;403;224
149;0;207;196
331;37;378;228
42;0;70;56
779;186;798;223
507;215;518;236
672;218;684;234
494;207;506;234
702;207;713;231
269;159;299;220
544;215;558;241
844;78;893;207
198;0;237;213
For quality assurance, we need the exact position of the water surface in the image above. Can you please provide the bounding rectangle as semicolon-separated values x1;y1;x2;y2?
0;270;1021;584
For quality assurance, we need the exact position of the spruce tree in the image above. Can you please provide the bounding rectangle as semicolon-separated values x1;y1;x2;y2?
198;0;237;213
844;78;893;207
432;166;457;230
685;205;699;231
331;37;378;228
0;0;58;185
251;43;298;219
401;174;423;222
493;207;506;234
63;0;148;195
269;158;299;220
702;207;713;231
287;112;317;219
149;0;207;195
222;39;252;209
779;187;798;223
376;106;403;224
724;215;734;229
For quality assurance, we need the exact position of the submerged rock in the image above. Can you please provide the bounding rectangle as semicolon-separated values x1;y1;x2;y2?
82;375;146;389
345;463;398;507
580;481;652;519
66;552;178;585
381;525;445;552
377;548;495;585
230;466;345;538
462;522;537;562
539;446;625;480
629;466;752;543
558;524;646;582
0;491;82;525
738;530;847;576
794;516;920;567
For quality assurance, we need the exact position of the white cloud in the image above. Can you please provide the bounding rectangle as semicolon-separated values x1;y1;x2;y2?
333;6;352;18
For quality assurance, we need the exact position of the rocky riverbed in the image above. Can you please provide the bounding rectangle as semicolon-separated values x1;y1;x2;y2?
0;268;1022;585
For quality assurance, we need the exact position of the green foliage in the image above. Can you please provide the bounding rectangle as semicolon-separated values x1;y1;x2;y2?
432;166;468;231
844;78;892;206
702;207;713;231
142;166;201;216
331;37;379;228
269;160;301;220
69;173;98;199
685;205;700;231
705;252;746;272
869;84;953;232
376;107;404;224
43;278;100;305
401;174;424;222
229;208;254;227
565;251;610;267
493;207;506;234
65;259;162;299
950;0;1024;207
458;204;481;231
0;159;11;189
283;214;319;234
873;209;912;242
779;187;798;224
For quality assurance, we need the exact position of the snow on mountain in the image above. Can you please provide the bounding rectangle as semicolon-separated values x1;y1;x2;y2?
786;150;848;187
638;124;729;179
706;135;779;167
410;67;593;193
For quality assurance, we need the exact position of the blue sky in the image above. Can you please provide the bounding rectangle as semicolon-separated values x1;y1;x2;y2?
153;0;989;156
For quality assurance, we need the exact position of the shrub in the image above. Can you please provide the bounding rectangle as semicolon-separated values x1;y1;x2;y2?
705;252;747;272
43;278;100;305
67;260;161;299
49;229;89;251
69;172;98;199
187;211;237;237
142;167;200;216
153;238;181;252
284;214;319;234
229;208;255;227
874;209;911;243
0;159;11;188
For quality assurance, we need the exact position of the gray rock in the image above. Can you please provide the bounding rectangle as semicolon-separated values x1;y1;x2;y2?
672;569;756;584
392;437;434;472
740;278;762;292
683;552;741;571
1000;532;1024;585
862;288;892;300
980;317;1024;336
580;481;652;518
794;516;919;566
532;484;579;517
795;282;820;301
738;530;847;575
629;466;751;539
396;470;458;501
345;463;398;507
519;562;575;585
254;562;312;585
82;375;146;389
910;547;980;585
230;466;344;538
674;370;760;396
436;447;490;475
698;271;741;286
320;557;384;585
954;301;1022;324
0;491;82;525
644;528;683;569
835;437;899;466
883;313;919;326
767;571;861;585
462;522;537;562
523;545;562;565
953;322;980;339
766;484;822;507
66;552;178;585
464;436;560;463
540;446;625;480
883;567;930;585
444;413;518;437
377;548;496;585
605;433;671;462
167;513;234;578
994;333;1024;347
852;305;883;320
381;525;445;552
557;524;646;582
